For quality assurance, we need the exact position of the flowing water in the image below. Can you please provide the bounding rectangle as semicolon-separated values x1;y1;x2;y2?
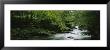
50;26;91;40
31;26;91;40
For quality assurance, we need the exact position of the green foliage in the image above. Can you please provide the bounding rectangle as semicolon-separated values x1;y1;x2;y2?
11;10;100;40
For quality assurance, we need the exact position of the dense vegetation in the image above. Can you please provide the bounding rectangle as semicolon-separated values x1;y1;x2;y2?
11;10;100;40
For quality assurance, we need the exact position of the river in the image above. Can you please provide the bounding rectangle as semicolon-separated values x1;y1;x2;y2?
31;26;91;40
49;26;91;40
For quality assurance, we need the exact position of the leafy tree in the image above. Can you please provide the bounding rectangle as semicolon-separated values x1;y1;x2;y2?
11;10;100;40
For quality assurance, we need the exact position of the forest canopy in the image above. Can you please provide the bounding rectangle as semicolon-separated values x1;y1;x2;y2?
11;10;100;40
